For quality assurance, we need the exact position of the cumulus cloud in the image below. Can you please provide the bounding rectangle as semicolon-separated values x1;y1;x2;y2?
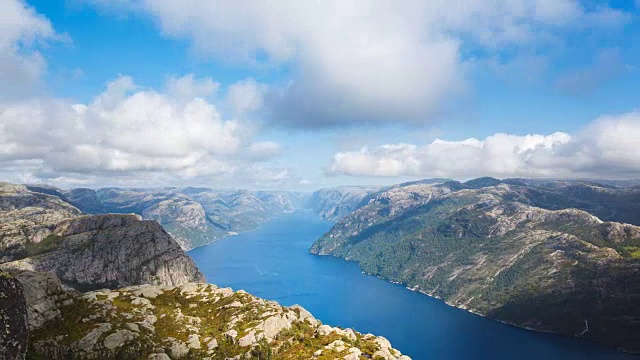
225;78;267;115
326;112;640;179
165;73;219;100
0;0;63;100
0;74;288;187
90;0;632;127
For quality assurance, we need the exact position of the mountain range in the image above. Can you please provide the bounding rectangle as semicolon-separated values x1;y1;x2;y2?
2;177;640;356
310;177;640;353
25;185;305;250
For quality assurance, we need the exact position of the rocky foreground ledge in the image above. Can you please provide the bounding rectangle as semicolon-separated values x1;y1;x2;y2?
27;280;410;360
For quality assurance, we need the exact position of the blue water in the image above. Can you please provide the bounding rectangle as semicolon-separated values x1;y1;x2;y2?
189;211;636;360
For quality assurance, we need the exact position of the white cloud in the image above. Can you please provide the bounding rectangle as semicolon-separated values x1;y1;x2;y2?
0;0;62;100
327;112;640;179
225;78;267;115
246;141;282;161
165;73;219;100
0;74;288;187
89;0;631;127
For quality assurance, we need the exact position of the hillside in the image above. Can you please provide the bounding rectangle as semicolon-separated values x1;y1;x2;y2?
308;186;381;221
26;280;409;359
27;185;305;250
310;179;640;353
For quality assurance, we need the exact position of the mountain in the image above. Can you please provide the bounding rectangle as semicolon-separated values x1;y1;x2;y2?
28;186;305;250
308;186;381;221
1;183;205;290
308;179;451;222
310;179;640;353
0;181;409;359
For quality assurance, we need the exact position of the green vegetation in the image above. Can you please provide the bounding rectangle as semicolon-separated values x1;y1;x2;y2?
27;284;397;359
19;233;63;258
623;246;640;258
310;182;640;352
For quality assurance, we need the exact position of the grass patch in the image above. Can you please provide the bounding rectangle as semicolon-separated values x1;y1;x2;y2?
20;233;63;258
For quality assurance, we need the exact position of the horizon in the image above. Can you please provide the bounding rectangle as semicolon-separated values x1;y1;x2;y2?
2;1;640;191
16;175;640;193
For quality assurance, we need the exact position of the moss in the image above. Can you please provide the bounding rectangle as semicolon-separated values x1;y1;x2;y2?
623;246;640;258
29;297;99;345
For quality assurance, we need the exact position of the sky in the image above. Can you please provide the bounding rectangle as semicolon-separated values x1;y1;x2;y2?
1;0;639;190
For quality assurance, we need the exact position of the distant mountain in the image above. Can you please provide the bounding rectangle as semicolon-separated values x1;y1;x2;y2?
27;186;306;250
310;178;640;353
308;178;450;221
308;186;381;221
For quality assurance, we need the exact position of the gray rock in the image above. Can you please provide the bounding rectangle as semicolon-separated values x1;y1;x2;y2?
224;329;238;342
12;271;63;330
148;354;171;360
206;338;218;350
289;304;318;326
187;334;201;349
168;338;189;358
238;331;256;347
0;271;28;360
257;314;293;339
103;329;136;349
76;323;112;351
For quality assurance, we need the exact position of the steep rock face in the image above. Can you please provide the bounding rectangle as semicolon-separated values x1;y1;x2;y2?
308;186;380;221
310;181;640;353
1;214;205;290
28;282;410;359
0;184;204;291
0;182;82;263
0;271;29;359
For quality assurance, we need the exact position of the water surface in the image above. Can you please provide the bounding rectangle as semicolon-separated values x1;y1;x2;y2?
189;211;635;360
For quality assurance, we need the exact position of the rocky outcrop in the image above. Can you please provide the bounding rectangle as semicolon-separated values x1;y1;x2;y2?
0;271;29;359
27;282;409;359
1;214;205;290
0;182;82;263
11;271;66;331
311;180;640;353
0;183;205;290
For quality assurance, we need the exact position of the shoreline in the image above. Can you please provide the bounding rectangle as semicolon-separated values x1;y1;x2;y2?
309;251;637;356
185;208;321;252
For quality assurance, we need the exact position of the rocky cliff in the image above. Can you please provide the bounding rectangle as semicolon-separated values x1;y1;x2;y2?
0;271;29;359
1;214;205;290
0;183;205;290
310;179;640;353
1;183;82;263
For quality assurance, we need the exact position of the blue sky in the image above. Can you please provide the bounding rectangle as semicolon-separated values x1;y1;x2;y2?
1;0;639;190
